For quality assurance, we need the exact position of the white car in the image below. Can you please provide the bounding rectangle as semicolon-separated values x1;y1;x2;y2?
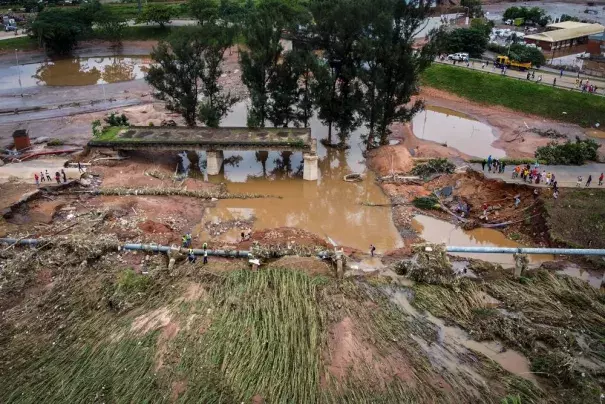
447;53;469;61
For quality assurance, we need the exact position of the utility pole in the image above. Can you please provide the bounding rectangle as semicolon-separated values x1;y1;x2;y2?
15;49;22;97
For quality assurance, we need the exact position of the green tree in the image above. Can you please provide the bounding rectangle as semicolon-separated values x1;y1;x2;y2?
188;0;219;26
197;26;239;127
360;0;442;148
267;51;302;127
509;44;545;67
136;4;173;28
30;7;93;54
239;0;304;127
470;18;493;37
97;8;127;44
461;0;482;18
309;0;368;146
443;28;487;58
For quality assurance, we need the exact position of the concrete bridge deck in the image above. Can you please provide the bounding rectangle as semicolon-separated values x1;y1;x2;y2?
87;126;313;152
87;126;319;180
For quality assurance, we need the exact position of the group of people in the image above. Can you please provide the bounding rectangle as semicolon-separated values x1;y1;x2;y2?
481;156;506;173
182;233;209;265
513;165;557;188
575;78;598;94
34;169;67;186
576;173;604;187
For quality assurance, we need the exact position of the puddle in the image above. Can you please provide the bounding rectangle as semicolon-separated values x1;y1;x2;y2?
556;263;604;289
411;215;554;266
0;55;150;89
385;287;537;383
411;106;506;158
194;101;403;252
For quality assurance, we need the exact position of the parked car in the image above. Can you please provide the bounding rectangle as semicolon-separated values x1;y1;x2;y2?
447;53;469;61
4;25;16;31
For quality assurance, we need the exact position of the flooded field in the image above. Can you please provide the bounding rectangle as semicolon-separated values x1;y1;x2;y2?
195;102;403;252
411;105;506;158
411;214;553;266
385;287;537;383
0;56;150;89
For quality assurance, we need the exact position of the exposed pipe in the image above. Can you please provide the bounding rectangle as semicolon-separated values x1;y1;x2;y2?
445;246;605;256
0;238;333;259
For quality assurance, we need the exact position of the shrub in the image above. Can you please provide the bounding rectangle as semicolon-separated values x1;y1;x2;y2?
104;112;129;127
535;137;600;165
411;158;456;177
412;195;440;210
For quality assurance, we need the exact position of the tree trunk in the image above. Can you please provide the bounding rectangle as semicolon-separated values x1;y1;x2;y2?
328;123;332;144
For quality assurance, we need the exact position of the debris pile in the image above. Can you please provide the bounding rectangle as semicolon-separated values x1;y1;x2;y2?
411;158;455;178
250;241;331;259
61;186;280;200
205;218;255;237
394;243;456;285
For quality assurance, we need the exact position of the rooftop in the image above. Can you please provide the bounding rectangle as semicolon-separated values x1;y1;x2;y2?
525;23;604;43
88;126;314;151
546;21;595;30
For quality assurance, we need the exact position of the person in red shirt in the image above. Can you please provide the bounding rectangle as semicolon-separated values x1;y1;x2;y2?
34;173;39;187
599;173;604;186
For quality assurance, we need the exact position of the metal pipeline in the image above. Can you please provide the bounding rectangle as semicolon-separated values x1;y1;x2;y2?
445;246;605;256
0;238;333;259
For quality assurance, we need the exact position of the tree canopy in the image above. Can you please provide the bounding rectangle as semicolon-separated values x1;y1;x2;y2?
503;6;550;26
442;28;488;58
136;4;174;28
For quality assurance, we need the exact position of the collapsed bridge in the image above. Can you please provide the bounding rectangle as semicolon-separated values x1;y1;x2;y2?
87;126;319;180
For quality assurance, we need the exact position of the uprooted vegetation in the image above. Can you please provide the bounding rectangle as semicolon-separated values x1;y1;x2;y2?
412;270;605;403
1;241;560;403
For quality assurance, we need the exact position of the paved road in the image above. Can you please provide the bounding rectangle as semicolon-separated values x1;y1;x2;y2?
470;162;605;188
436;60;605;96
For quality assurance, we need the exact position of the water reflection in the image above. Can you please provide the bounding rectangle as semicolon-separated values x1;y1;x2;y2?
412;105;506;158
411;214;553;266
0;55;149;89
196;101;403;252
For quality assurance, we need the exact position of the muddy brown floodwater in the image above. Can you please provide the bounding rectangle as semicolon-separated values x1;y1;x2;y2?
411;214;554;266
195;102;404;252
411;106;506;159
0;56;150;89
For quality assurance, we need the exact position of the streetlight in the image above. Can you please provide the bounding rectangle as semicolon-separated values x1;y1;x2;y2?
14;49;22;97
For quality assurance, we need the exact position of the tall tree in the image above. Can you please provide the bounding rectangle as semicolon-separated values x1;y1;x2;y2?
267;51;302;127
240;0;305;128
309;0;367;147
360;0;442;148
198;26;239;127
188;0;219;26
146;28;234;127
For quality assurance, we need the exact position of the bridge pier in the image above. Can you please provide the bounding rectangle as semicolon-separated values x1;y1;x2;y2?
206;150;224;175
303;153;318;181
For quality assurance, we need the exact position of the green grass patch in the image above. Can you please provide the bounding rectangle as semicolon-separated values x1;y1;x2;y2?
94;125;127;141
422;64;605;128
0;36;38;52
544;188;605;248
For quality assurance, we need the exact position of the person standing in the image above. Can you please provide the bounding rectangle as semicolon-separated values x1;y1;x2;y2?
34;173;39;187
78;162;84;173
203;250;208;265
61;169;67;183
45;170;51;182
481;159;486;171
370;244;376;257
54;171;61;184
500;161;506;173
526;72;531;80
514;195;521;208
531;71;535;79
586;175;592;187
553;77;556;87
40;171;45;182
560;69;563;77
577;176;583;187
487;155;492;172
599;173;604;186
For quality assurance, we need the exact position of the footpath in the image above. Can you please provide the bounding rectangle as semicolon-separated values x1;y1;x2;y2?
469;162;605;188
